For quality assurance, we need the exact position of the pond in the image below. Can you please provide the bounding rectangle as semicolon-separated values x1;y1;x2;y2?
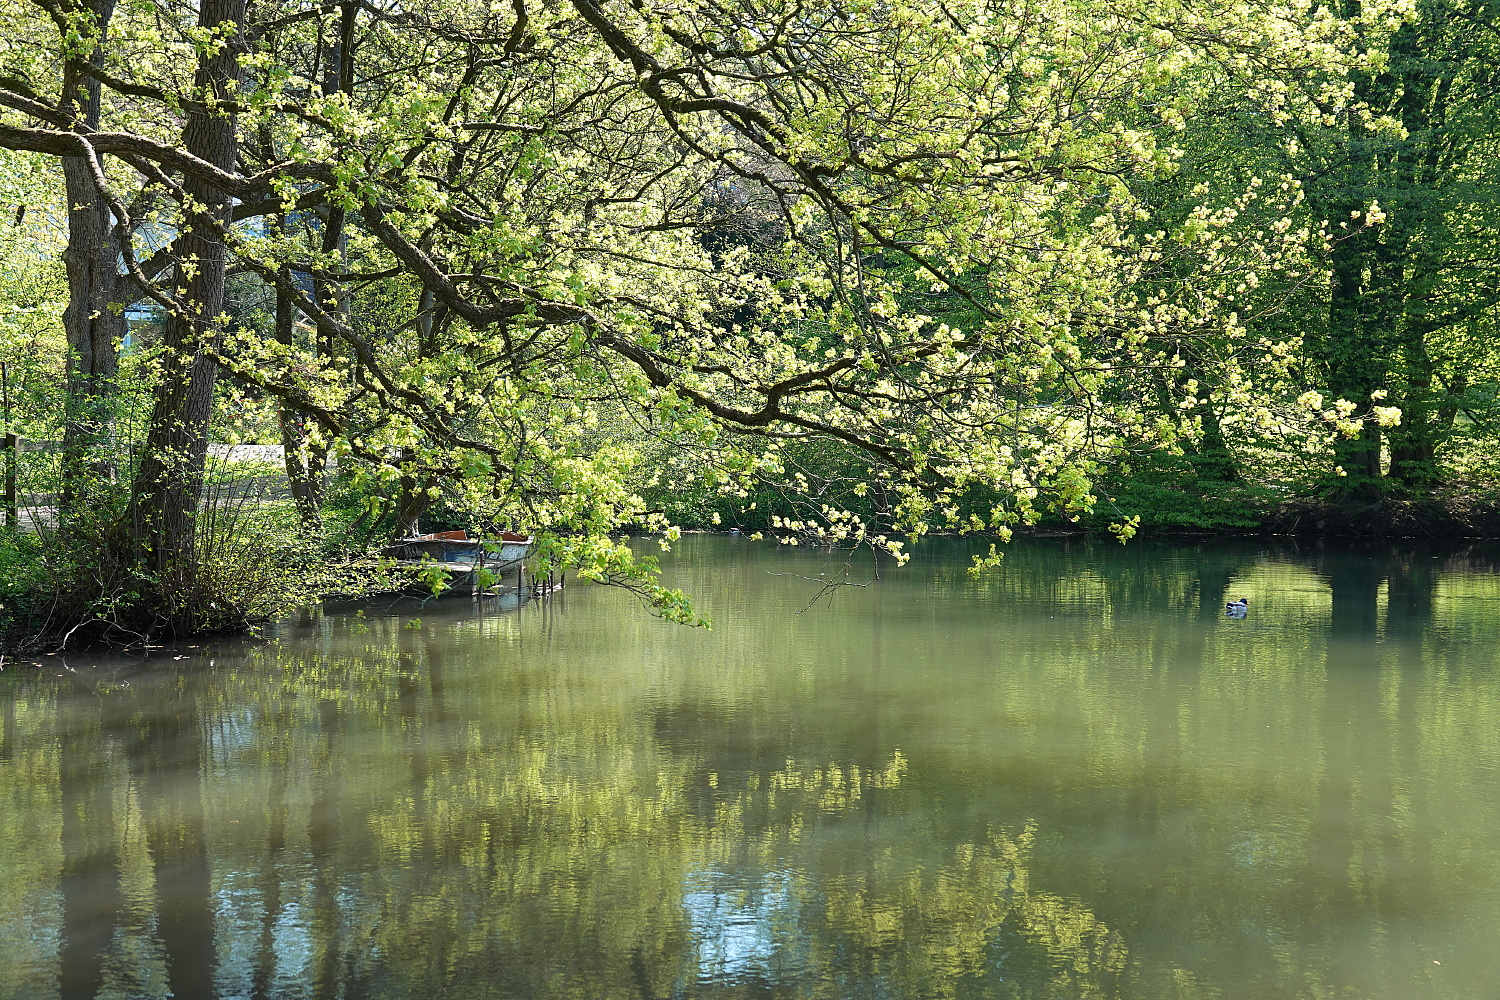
3;535;1500;999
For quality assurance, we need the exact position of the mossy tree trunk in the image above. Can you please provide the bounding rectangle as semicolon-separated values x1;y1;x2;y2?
58;0;125;518
127;0;246;623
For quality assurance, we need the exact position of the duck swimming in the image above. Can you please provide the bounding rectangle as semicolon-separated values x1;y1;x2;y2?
1225;597;1250;617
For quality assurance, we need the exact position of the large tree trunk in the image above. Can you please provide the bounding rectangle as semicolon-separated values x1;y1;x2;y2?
128;0;246;623
1316;13;1466;501
58;0;125;518
1383;20;1454;493
1323;224;1386;500
1309;9;1392;504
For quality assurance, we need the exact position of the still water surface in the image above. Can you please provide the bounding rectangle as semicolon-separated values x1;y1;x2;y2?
4;536;1500;999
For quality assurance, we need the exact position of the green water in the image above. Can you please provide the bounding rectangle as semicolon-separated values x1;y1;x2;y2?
3;536;1500;999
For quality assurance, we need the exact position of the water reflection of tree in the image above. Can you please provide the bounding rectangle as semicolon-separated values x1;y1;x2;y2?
9;635;1134;998
121;673;216;1000
0;684;64;999
59;700;118;1000
5;538;1500;999
913;536;1500;996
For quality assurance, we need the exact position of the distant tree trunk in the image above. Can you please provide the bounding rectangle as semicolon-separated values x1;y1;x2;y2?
392;448;431;538
1159;356;1241;483
275;286;325;531
1188;389;1240;482
266;2;357;538
1308;10;1478;502
58;0;125;518
128;0;246;619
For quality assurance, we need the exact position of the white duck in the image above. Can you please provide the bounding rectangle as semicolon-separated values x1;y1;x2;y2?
1225;597;1250;617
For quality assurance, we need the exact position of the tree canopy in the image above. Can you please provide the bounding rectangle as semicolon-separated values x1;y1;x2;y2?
0;0;1496;640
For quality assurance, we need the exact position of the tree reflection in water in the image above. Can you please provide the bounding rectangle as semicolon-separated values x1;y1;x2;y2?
0;537;1498;999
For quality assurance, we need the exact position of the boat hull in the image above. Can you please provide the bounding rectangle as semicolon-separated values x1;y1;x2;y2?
380;534;536;595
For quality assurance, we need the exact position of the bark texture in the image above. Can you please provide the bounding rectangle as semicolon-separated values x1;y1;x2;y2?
128;0;247;619
58;0;125;516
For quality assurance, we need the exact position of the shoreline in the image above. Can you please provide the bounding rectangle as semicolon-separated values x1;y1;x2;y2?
6;524;1498;659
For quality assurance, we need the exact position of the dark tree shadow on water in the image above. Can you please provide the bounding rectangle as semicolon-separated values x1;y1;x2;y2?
122;680;217;1000
1305;541;1443;996
59;700;121;1000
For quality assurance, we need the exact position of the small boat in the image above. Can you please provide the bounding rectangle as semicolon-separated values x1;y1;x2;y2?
381;530;535;595
384;530;533;572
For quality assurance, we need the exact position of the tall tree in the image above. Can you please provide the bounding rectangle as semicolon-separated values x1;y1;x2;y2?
126;0;248;619
0;0;1356;631
52;0;129;513
1186;0;1500;499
